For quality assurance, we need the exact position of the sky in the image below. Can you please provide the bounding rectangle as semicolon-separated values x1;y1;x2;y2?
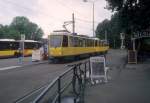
0;0;112;38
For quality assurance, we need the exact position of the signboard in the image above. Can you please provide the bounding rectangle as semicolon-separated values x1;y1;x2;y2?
120;33;125;39
32;49;42;61
90;56;106;78
21;34;25;41
128;50;137;64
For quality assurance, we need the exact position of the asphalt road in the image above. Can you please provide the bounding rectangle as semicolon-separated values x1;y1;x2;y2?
0;62;69;103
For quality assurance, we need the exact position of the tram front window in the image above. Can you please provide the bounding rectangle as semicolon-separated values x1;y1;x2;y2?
50;35;62;47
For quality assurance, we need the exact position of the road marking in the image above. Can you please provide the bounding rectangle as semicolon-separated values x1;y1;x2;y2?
0;66;21;71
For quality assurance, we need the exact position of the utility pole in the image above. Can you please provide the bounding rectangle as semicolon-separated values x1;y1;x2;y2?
72;13;75;34
83;0;96;37
114;39;116;49
132;38;135;51
120;33;125;49
63;13;75;34
92;2;95;37
105;30;107;42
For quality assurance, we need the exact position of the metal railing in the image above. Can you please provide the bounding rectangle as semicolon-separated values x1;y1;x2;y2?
15;60;90;103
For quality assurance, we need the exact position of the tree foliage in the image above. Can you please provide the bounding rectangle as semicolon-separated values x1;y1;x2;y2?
106;0;150;33
96;0;150;48
96;13;122;48
0;16;44;40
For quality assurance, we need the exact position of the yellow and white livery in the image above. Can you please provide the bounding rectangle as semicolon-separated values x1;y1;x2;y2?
0;39;41;58
48;31;109;61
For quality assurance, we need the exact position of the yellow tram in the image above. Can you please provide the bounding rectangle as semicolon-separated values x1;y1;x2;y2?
48;31;109;61
0;39;41;58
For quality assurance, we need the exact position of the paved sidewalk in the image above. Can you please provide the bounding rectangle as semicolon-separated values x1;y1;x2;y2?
85;49;150;103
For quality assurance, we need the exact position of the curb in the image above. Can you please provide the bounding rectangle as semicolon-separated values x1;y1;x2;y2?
21;61;48;67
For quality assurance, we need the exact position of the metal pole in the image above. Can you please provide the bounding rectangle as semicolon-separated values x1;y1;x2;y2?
84;63;87;80
22;40;24;60
58;78;61;103
114;39;116;49
92;2;95;37
105;30;107;42
72;13;75;34
133;38;135;51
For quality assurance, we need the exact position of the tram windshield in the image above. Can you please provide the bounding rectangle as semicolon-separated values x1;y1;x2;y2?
49;35;62;47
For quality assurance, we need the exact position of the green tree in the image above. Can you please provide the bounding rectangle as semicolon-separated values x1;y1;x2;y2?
106;0;150;33
0;16;44;40
96;13;122;48
10;16;44;40
96;19;110;39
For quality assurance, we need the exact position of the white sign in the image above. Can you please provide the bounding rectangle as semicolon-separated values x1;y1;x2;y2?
120;33;125;39
90;56;106;78
32;49;42;61
21;35;25;41
90;56;108;83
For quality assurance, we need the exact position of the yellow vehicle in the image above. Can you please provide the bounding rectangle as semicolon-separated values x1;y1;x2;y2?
0;39;42;58
48;31;109;61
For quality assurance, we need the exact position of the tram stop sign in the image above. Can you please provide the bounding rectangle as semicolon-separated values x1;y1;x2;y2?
21;35;25;41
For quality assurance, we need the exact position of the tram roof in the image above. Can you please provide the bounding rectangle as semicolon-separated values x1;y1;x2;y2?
50;31;102;41
91;37;100;40
0;39;15;41
17;40;40;42
51;32;89;38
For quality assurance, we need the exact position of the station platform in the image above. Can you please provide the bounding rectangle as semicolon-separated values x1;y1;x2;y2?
85;49;150;103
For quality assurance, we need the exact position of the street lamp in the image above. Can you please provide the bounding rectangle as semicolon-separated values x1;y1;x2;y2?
83;0;97;37
120;33;125;49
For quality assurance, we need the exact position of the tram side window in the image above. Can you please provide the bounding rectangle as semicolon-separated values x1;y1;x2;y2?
101;41;104;46
62;35;68;47
87;39;91;47
85;39;88;47
10;42;19;50
0;42;10;50
83;39;86;47
89;40;92;47
92;40;94;46
79;38;83;47
25;42;35;49
74;37;79;47
95;40;98;47
69;36;73;47
99;41;102;46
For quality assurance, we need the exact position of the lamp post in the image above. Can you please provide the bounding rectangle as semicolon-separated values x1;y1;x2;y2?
83;0;97;37
120;33;125;49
